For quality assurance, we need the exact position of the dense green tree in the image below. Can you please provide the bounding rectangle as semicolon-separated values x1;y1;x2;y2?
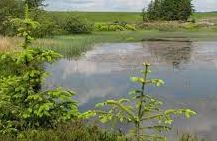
25;0;45;9
177;0;194;21
0;0;55;37
146;0;193;21
0;0;23;35
147;0;162;20
64;16;93;34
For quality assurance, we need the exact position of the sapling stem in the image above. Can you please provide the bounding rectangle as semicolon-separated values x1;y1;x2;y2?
136;64;150;141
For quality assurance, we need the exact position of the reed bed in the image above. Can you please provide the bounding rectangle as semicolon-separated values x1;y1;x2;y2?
0;36;21;52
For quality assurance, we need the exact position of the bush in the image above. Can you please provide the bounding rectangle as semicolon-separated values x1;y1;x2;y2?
0;1;56;37
125;24;137;31
109;24;125;31
30;10;57;38
0;5;80;134
64;16;93;34
0;121;127;141
95;23;109;31
0;0;24;36
94;23;136;31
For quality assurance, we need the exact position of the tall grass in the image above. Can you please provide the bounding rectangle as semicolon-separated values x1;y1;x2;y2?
35;32;147;58
179;133;207;141
0;36;20;52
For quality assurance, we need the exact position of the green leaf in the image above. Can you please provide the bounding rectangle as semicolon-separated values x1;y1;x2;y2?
131;77;145;83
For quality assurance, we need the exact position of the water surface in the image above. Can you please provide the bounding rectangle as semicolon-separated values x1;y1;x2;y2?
46;41;217;140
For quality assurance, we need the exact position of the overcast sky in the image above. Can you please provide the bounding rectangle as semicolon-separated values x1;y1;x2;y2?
45;0;217;12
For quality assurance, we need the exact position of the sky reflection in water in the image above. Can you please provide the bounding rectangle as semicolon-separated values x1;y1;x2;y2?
46;41;217;140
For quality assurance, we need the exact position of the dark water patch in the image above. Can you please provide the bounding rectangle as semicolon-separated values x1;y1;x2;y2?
143;38;192;42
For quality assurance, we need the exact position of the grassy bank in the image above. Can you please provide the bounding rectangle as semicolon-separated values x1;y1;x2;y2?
1;30;217;58
37;30;217;58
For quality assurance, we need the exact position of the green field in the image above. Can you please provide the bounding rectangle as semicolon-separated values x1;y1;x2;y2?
193;11;217;19
49;11;142;23
49;11;217;23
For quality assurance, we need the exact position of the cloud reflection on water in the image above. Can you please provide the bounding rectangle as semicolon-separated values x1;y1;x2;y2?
46;41;217;140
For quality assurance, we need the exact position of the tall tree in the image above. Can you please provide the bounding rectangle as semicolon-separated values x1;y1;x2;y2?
178;0;194;21
147;0;162;20
146;0;194;21
25;0;45;9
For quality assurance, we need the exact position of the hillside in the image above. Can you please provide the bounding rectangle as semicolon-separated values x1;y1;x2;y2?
48;11;217;23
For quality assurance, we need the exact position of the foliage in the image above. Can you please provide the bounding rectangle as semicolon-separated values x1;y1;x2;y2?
0;5;79;134
0;121;127;141
89;63;196;141
0;0;54;37
0;0;24;36
95;23;136;31
64;15;93;34
146;0;194;21
141;8;147;22
125;24;137;31
30;10;57;38
25;0;45;9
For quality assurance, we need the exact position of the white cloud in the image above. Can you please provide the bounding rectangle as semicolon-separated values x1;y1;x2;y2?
193;0;217;12
45;0;217;12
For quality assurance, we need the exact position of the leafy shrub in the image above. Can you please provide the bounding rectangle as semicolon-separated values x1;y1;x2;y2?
109;24;125;31
95;23;109;31
94;23;136;31
0;0;24;36
125;24;137;31
64;16;93;34
0;121;127;141
0;18;17;36
30;10;57;38
0;5;79;134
